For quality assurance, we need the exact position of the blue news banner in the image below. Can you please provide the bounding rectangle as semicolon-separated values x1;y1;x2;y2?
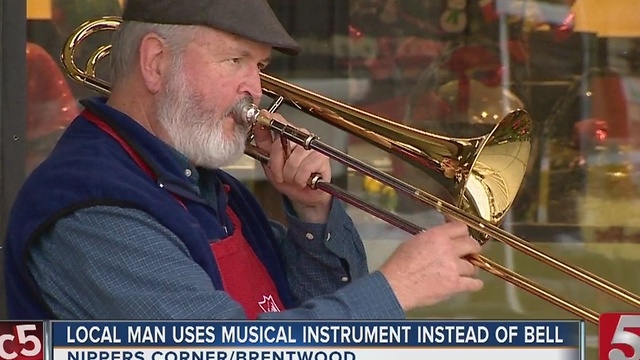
51;320;584;360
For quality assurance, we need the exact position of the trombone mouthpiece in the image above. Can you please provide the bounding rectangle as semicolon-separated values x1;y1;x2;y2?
243;104;261;125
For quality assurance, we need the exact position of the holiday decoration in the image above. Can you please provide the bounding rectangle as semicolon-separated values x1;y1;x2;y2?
553;0;577;42
478;0;498;23
440;0;468;33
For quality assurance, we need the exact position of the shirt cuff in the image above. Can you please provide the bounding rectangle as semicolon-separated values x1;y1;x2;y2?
334;271;405;319
284;196;350;251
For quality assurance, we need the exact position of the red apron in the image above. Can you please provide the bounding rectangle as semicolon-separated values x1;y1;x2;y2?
210;189;286;319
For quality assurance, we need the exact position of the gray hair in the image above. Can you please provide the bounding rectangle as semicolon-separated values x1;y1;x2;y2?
109;21;199;84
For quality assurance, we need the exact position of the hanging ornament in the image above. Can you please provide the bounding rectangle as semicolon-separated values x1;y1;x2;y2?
553;0;577;42
478;0;498;23
380;0;399;25
440;0;468;33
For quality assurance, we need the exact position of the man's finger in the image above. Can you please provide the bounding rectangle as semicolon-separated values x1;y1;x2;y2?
253;122;274;151
267;135;286;183
452;235;482;258
455;258;477;277
282;146;306;185
440;220;470;238
458;277;484;293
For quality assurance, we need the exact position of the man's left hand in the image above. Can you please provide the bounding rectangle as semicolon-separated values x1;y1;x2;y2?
253;111;332;223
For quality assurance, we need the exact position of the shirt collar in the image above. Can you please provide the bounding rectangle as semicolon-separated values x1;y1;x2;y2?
82;96;235;234
81;96;208;205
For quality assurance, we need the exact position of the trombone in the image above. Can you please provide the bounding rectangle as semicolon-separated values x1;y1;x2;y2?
61;16;640;325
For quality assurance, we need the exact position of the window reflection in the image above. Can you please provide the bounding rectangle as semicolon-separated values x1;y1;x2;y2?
26;0;124;173
21;1;640;350
26;42;78;173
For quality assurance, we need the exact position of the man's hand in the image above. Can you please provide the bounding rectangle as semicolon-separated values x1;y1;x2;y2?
379;220;484;311
253;111;332;223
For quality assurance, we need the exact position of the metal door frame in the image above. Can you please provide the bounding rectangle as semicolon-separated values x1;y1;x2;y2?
0;0;27;318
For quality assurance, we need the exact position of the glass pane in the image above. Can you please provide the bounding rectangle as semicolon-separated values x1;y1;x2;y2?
266;1;640;357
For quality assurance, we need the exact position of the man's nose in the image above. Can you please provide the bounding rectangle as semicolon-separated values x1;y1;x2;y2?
239;69;263;104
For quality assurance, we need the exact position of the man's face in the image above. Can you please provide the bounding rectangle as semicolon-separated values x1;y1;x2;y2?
155;27;272;169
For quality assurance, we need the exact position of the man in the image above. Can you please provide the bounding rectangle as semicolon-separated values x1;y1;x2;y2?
5;0;483;320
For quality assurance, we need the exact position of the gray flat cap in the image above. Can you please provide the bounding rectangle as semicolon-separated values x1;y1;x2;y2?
122;0;301;55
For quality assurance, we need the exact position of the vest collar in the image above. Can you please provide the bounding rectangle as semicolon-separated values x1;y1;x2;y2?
80;97;210;206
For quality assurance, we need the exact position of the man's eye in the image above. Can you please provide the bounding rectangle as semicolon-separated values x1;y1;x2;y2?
229;58;242;64
258;63;268;71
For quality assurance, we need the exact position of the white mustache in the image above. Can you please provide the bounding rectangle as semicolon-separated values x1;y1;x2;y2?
226;97;254;127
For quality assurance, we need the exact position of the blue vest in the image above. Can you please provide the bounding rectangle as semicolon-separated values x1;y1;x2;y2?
4;97;296;319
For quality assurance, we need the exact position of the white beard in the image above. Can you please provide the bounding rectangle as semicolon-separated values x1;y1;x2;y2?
156;60;251;169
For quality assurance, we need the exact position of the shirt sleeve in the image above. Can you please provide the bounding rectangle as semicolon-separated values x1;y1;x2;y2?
270;197;372;302
27;206;404;320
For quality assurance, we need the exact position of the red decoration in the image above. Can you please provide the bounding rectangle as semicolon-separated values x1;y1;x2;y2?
443;45;503;112
553;0;577;42
26;42;78;139
479;0;499;23
26;42;79;171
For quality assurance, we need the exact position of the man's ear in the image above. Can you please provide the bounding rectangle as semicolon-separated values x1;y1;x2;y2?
138;33;169;94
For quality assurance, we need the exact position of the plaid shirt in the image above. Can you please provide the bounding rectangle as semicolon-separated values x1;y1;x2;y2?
27;155;403;320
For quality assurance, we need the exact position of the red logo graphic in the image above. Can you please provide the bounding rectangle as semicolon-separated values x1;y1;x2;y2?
258;295;281;313
0;322;44;360
600;313;640;360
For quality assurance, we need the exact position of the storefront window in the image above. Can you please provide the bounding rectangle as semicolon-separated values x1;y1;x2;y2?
18;0;640;355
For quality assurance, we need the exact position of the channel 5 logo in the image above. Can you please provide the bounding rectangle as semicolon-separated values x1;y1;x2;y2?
600;313;640;360
0;322;43;360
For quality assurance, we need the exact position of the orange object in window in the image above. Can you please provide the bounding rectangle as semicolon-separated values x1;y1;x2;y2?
26;42;79;172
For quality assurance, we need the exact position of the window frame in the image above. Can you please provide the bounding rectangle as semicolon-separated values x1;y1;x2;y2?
0;0;27;319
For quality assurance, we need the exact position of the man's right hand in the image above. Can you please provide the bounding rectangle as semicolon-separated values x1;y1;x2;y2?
378;220;484;311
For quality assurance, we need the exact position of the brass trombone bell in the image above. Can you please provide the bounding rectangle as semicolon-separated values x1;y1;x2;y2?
61;17;640;325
